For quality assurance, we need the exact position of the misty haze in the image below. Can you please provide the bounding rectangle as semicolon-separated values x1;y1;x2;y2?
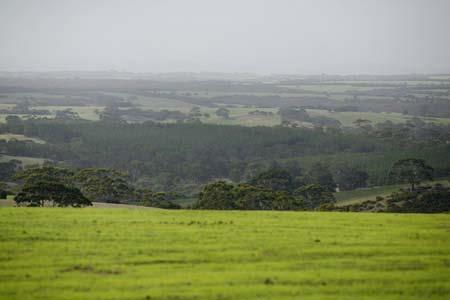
0;1;449;300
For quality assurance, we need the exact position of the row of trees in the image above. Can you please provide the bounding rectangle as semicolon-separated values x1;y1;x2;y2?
194;181;334;210
4;158;438;211
194;167;337;210
194;158;436;210
11;166;180;208
1;117;449;194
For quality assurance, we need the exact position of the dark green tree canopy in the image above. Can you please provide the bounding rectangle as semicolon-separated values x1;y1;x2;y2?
389;158;433;190
195;181;304;211
294;184;335;210
137;189;181;209
304;163;336;192
74;168;134;203
215;107;230;119
15;180;91;207
196;181;236;210
334;164;369;191
14;166;90;207
14;166;74;185
0;159;22;181
250;169;298;192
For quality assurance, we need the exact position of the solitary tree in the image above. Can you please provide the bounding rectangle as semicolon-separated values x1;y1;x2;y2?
14;166;91;207
389;158;433;190
215;107;230;119
15;181;91;207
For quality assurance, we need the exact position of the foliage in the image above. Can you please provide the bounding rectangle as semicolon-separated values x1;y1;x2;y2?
234;183;303;210
74;168;134;203
332;183;450;213
334;164;369;191
389;158;434;190
304;162;336;192
387;184;450;213
195;181;236;210
0;159;22;181
2;118;450;194
250;168;299;192
138;189;181;209
215;107;230;119
294;184;335;209
14;166;74;185
195;180;304;210
14;180;90;207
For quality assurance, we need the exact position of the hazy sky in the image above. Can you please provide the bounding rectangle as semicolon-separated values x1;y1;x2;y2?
1;0;450;74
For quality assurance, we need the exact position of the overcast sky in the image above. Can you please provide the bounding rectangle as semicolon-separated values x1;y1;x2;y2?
1;0;449;74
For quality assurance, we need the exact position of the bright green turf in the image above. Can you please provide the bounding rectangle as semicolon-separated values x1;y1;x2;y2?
0;208;449;300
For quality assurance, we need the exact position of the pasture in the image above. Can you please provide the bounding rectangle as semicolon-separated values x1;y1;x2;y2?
0;208;449;300
2;74;450;128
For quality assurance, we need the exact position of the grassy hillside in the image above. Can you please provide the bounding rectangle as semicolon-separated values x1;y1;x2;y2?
0;208;449;300
0;154;46;166
334;179;450;206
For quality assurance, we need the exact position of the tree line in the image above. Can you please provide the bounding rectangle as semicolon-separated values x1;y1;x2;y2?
1;117;449;194
4;158;445;213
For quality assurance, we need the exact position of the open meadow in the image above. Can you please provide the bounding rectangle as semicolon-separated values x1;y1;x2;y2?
0;208;449;300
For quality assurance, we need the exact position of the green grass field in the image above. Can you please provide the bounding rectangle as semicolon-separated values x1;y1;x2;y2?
0;155;46;166
0;208;449;300
0;134;46;144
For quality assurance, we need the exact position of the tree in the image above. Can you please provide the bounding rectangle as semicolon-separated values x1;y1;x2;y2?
195;181;235;209
74;168;133;203
250;169;298;192
14;166;74;185
294;184;335;210
215;107;230;119
15;180;91;207
334;165;369;191
234;183;275;210
5;115;24;134
0;160;22;181
389;158;433;190
13;166;90;207
196;181;304;211
353;119;372;131
137;189;181;209
189;106;202;117
100;104;123;123
270;190;304;211
304;163;336;192
55;109;80;120
279;107;311;122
